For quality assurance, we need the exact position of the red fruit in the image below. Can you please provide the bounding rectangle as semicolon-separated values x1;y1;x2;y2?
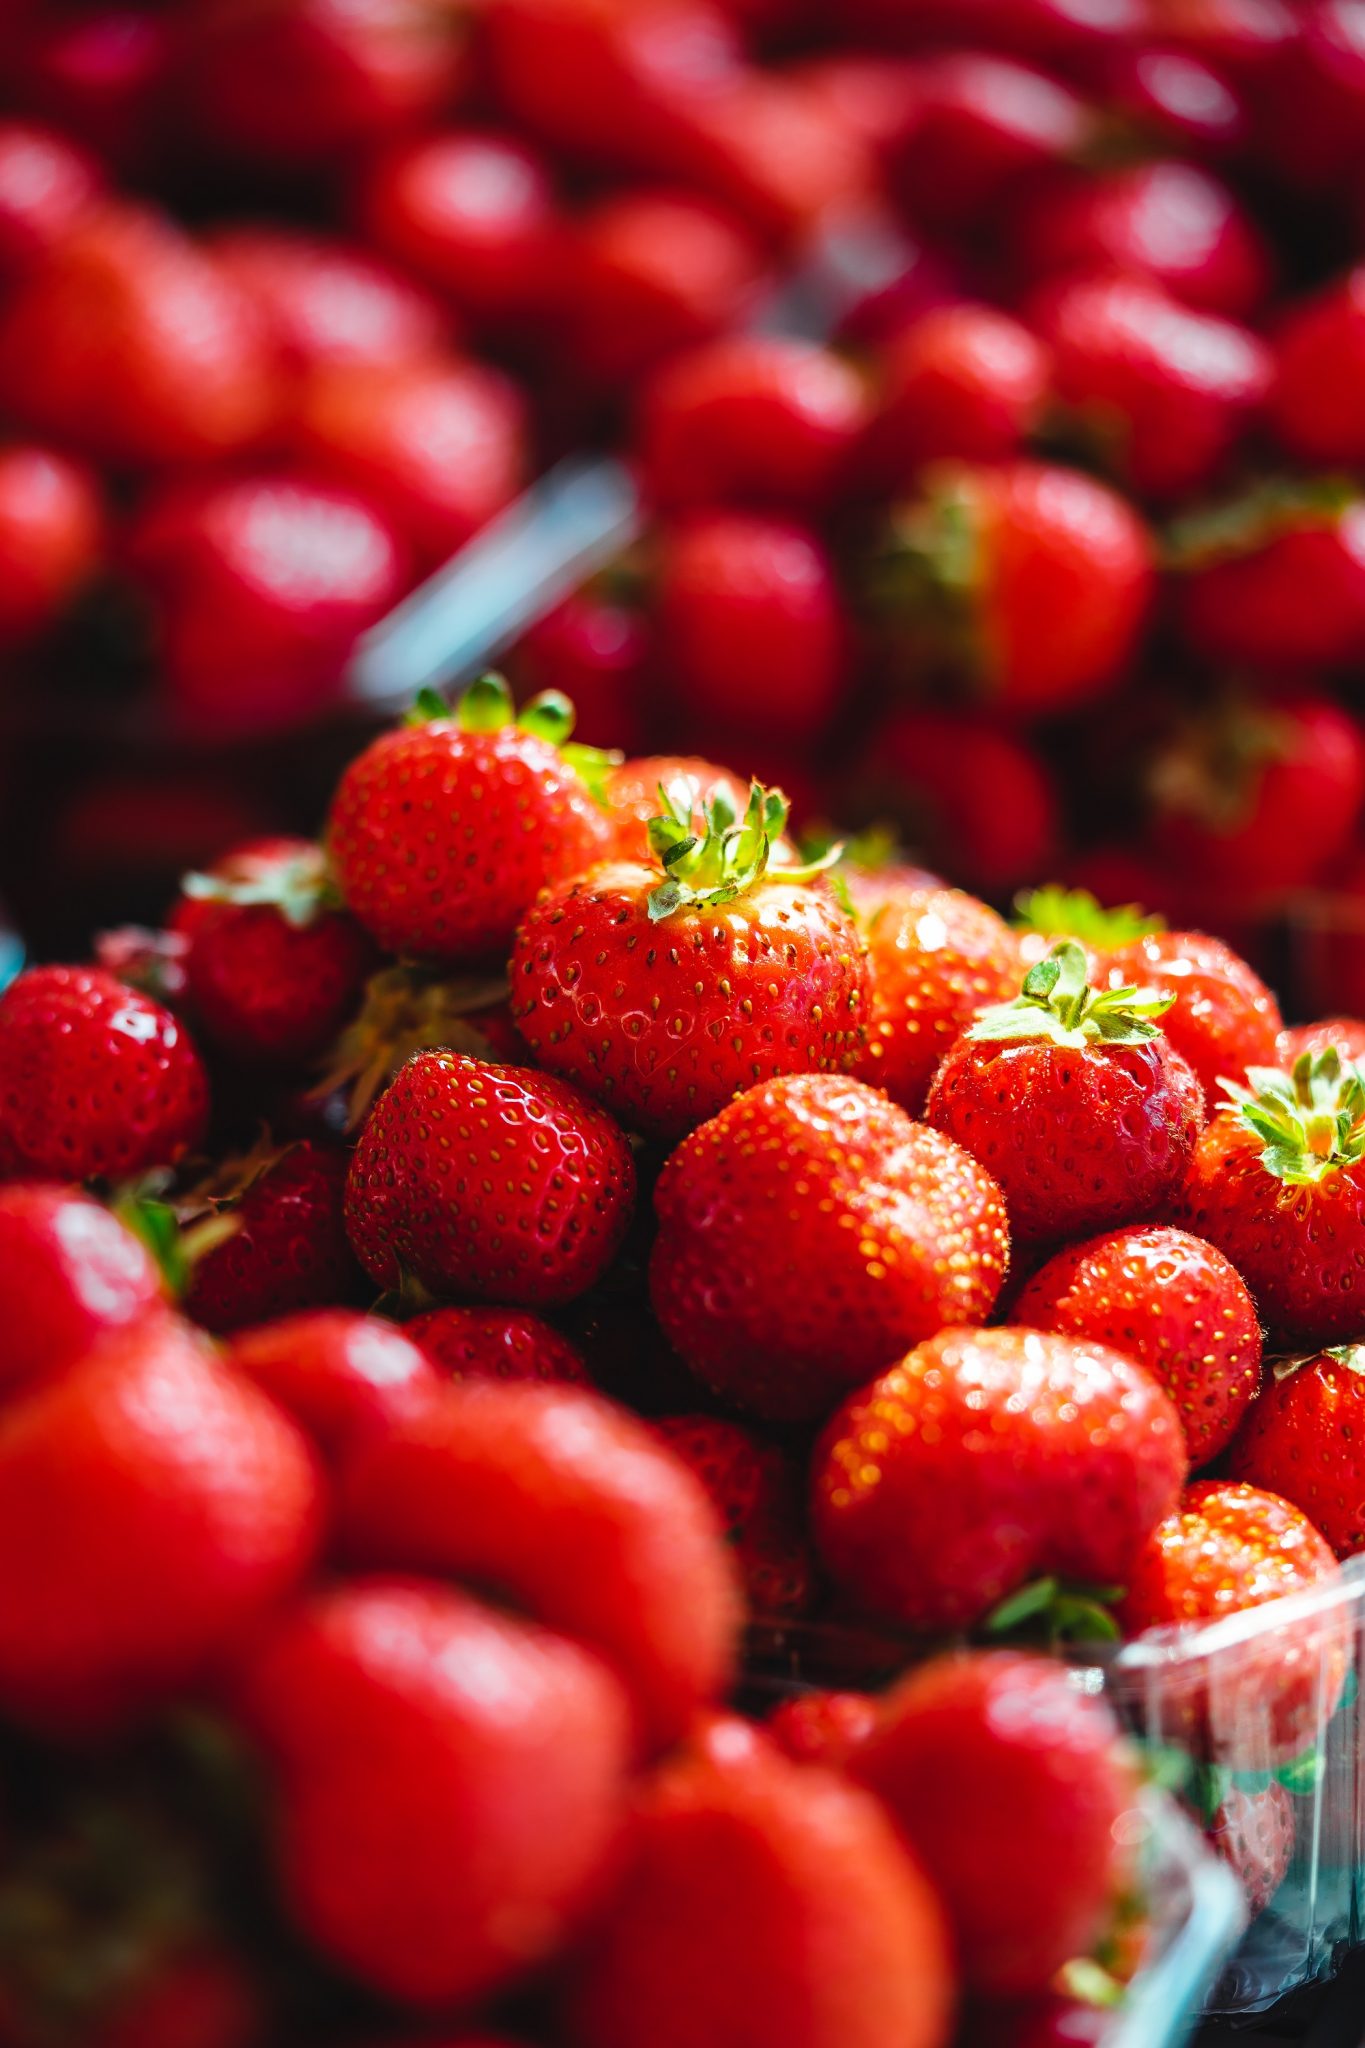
1016;1225;1262;1465
345;1051;635;1306
512;594;649;756
232;1577;630;2007
562;1726;955;2048
637;336;869;514
869;303;1051;480
650;1414;814;1616
326;677;611;964
1039;275;1268;502
0;1183;164;1394
1269;267;1365;467
1206;1781;1294;1918
14;8;172;177
1097;43;1247;157
882;460;1153;717
0;206;280;470
0;120;103;282
338;1379;741;1751
892;53;1093;231
511;785;866;1142
0;966;208;1185
228;1310;439;1459
656;513;842;744
1177;1051;1365;1346
0;443;103;647
292;354;525;567
1102;930;1281;1103
651;1074;1009;1421
1174;488;1365;671
1146;689;1365;898
1279;1018;1365;1067
601;754;750;861
210;227;446;386
764;1689;879;1770
854;1652;1141;1997
404;1306;591;1386
1297;849;1365;1021
1226;1346;1365;1557
0;1317;321;1731
813;1325;1186;1631
93;1949;262;2048
926;943;1203;1245
357;129;559;328
184;1140;356;1339
676;70;873;245
172;838;374;1065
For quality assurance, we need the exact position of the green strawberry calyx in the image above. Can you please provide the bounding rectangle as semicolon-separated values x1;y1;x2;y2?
1164;475;1358;572
1223;1049;1365;1186
646;780;840;923
1013;886;1165;950
1272;1344;1365;1383
969;940;1173;1050
406;674;622;805
312;963;513;1128
181;842;340;931
982;1573;1124;1647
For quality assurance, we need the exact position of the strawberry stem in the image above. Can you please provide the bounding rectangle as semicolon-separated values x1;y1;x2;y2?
970;941;1172;1050
645;781;839;923
1223;1049;1365;1185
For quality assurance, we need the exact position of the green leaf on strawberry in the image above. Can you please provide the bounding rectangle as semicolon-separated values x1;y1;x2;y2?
1013;885;1165;949
969;940;1173;1050
645;781;839;923
1222;1048;1365;1185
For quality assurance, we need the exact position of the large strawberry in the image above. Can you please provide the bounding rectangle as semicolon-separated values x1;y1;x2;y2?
326;674;612;965
1101;929;1281;1103
650;1073;1009;1422
649;1414;814;1617
0;965;209;1184
182;1139;357;1337
812;1325;1186;1632
1015;1225;1262;1465
0;1183;165;1394
345;1050;635;1306
227;1310;440;1461
510;782;867;1142
926;941;1202;1246
1226;1347;1365;1556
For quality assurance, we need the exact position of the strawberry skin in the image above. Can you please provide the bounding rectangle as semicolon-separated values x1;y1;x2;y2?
1207;1782;1294;1919
403;1305;591;1385
185;1141;357;1338
603;755;749;862
649;1413;814;1618
812;1325;1186;1632
345;1050;636;1306
650;1073;1009;1422
0;1183;164;1393
227;1309;441;1460
1226;1346;1365;1556
0;965;208;1183
1103;931;1281;1102
765;1690;879;1771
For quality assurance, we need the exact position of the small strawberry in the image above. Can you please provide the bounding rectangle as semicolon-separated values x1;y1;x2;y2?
812;1325;1186;1632
0;1183;165;1395
0;965;209;1184
227;1309;440;1460
209;226;447;387
926;942;1202;1246
892;52;1093;232
679;69;872;245
1226;1346;1365;1556
345;1051;636;1306
602;754;750;862
1203;1779;1295;1918
764;1689;879;1770
865;302;1050;481
1101;928;1281;1102
0;442;103;648
1171;481;1365;671
403;1305;591;1386
649;1413;814;1616
512;781;865;1142
327;675;612;965
853;1651;1141;1998
650;1073;1009;1421
1016;1225;1262;1465
512;592;650;756
0;119;103;283
182;1139;357;1338
1279;1017;1365;1067
337;1378;742;1752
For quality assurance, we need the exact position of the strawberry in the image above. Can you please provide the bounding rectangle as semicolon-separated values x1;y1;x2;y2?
1204;1779;1295;1919
0;965;209;1185
865;302;1050;481
11;8;172;179
926;942;1203;1245
337;1378;742;1752
1097;41;1247;157
602;754;750;861
0;442;103;647
891;53;1093;232
1118;1479;1343;1763
344;1050;636;1306
649;1413;814;1616
1295;849;1365;1024
1280;1017;1365;1066
1269;263;1365;465
231;1577;631;2008
650;1073;1009;1421
403;1305;591;1386
1012;884;1164;978
183;1139;357;1338
0;1183;165;1395
310;961;526;1130
1101;929;1280;1102
0;119;103;283
327;675;612;965
678;70;873;246
1226;1346;1365;1556
227;1309;440;1460
764;1689;879;1771
1177;1049;1365;1346
0;1315;321;1732
512;593;650;757
209;226;447;387
561;1721;955;2048
1172;483;1365;671
511;784;864;1141
853;1651;1141;1997
1016;1225;1262;1465
876;460;1153;718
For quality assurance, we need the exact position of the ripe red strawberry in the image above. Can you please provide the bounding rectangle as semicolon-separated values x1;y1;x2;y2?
1226;1346;1365;1556
602;755;750;862
512;592;650;756
650;1074;1009;1421
1102;929;1280;1102
1177;1049;1365;1346
0;442;103;647
854;1652;1141;1997
183;1140;356;1338
649;1414;814;1616
926;942;1203;1245
1279;1017;1365;1067
764;1689;879;1771
210;226;447;387
878;460;1153;717
1118;1479;1343;1762
227;1310;440;1460
891;53;1093;232
512;784;865;1142
1172;484;1365;671
812;1325;1186;1631
327;675;611;964
0;965;209;1184
0;204;280;470
90;1947;261;2048
1017;1225;1261;1465
1205;1780;1295;1918
678;69;873;246
1297;849;1365;1021
562;1721;955;2048
0;1183;165;1394
171;838;375;1066
11;8;173;178
231;1577;630;2008
1269;264;1365;465
345;1051;635;1306
337;1378;742;1751
865;302;1051;481
403;1305;591;1386
1097;40;1247;157
0;119;103;283
0;1315;321;1732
